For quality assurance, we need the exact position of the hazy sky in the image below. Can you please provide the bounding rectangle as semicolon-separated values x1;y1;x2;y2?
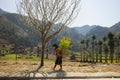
0;0;120;27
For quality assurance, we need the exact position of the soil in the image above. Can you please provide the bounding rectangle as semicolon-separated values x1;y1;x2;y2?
0;61;120;76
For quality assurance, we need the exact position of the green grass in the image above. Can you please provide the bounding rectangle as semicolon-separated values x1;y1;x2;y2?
0;54;54;62
0;54;16;60
0;53;119;63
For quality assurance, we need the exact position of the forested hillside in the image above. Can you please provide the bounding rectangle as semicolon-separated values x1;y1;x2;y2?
0;8;120;51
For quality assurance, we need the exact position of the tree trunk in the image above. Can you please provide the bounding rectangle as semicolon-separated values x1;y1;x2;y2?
86;53;88;62
81;49;83;62
37;41;46;71
92;48;94;63
40;42;45;66
110;48;114;63
14;46;18;63
118;46;120;62
89;52;92;62
118;53;120;62
96;48;98;62
110;52;113;63
116;52;118;63
81;51;83;62
91;42;94;63
105;52;108;63
80;46;83;62
0;49;1;58
83;51;85;62
37;47;40;57
117;46;120;63
46;53;48;59
99;46;102;63
118;45;120;62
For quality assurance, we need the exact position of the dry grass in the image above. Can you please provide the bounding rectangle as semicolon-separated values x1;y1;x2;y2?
0;61;120;75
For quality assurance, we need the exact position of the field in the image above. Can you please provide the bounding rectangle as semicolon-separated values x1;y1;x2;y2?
0;54;120;76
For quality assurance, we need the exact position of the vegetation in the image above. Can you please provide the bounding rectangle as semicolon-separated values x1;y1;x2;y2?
0;15;40;48
59;37;71;49
0;54;55;62
79;32;120;63
17;0;81;70
0;4;120;68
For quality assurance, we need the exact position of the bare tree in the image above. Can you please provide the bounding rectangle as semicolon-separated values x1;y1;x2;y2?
17;0;81;70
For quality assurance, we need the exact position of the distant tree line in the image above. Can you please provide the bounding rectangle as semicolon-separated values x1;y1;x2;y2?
80;32;120;63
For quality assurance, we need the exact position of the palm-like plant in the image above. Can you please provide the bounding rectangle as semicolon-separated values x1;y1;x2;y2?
114;37;118;63
118;35;120;62
95;41;99;62
103;36;108;63
85;39;90;62
108;32;114;63
114;35;120;63
91;35;96;63
98;40;103;63
80;40;85;62
85;39;90;48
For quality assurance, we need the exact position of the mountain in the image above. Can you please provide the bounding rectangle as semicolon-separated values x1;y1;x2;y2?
72;23;120;40
0;15;26;41
60;27;84;40
0;8;120;49
86;26;109;39
0;9;40;47
3;12;28;31
110;22;120;32
86;22;120;40
0;8;8;14
0;9;83;48
73;25;96;36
